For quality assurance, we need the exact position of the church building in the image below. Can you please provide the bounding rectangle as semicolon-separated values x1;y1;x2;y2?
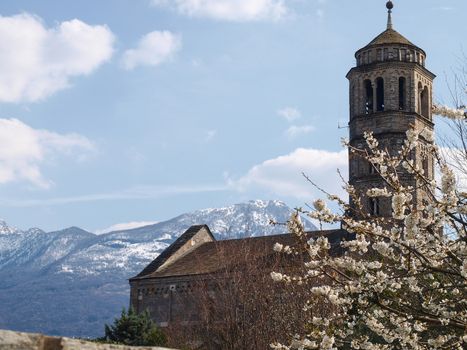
129;1;436;344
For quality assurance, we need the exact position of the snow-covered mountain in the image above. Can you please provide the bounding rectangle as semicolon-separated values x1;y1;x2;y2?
0;219;20;235
0;200;316;338
47;200;315;278
0;226;93;271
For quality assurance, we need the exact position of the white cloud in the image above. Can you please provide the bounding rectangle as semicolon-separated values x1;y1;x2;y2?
204;129;217;142
0;118;95;188
229;148;348;200
122;31;181;70
285;125;314;138
432;6;453;11
0;13;115;103
95;221;158;235
151;0;288;21
278;107;301;122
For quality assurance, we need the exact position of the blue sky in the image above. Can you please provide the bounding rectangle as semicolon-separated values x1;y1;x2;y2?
0;0;464;233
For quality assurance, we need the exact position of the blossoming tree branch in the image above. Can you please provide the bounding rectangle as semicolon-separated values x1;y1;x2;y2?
270;103;466;348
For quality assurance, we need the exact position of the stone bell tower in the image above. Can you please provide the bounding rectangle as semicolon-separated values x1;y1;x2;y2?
346;1;436;218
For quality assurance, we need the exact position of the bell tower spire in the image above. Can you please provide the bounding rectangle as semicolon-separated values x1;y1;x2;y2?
386;1;394;30
346;5;436;219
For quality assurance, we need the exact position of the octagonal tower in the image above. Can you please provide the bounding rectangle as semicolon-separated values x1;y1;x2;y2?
346;2;436;218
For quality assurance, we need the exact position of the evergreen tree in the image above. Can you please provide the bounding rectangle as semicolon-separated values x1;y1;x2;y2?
103;308;167;346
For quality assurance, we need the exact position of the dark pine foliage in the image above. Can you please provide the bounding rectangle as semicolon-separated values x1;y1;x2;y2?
102;308;167;346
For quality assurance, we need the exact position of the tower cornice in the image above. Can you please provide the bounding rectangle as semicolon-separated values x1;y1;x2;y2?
346;61;436;80
349;111;434;128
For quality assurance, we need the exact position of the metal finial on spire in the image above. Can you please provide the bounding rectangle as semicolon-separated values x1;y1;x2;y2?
386;1;394;30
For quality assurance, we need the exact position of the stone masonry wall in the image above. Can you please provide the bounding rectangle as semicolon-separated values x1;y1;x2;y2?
0;329;176;350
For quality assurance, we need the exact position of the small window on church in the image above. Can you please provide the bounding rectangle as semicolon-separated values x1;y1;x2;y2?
399;77;406;110
364;79;373;114
376;77;385;111
369;198;380;216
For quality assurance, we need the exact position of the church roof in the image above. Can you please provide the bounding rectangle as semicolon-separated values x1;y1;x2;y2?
132;228;351;280
367;28;415;47
356;27;424;55
354;27;427;60
134;224;215;278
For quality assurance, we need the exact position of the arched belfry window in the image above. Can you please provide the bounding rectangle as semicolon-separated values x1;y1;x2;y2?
423;157;429;177
421;86;429;118
399;77;406;110
417;82;423;114
364;79;373;114
369;198;380;216
376;77;385;111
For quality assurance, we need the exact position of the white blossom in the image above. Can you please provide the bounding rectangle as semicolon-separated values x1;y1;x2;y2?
392;193;408;219
406;129;419;147
367;188;391;197
313;199;326;211
461;260;467;279
273;243;284;252
420;128;435;142
433;104;466;120
320;335;335;350
271;272;284;282
441;165;456;200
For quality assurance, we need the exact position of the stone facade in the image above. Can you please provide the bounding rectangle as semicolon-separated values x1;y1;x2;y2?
346;22;435;218
130;274;202;327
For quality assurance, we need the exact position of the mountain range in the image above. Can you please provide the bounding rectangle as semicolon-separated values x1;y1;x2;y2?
0;200;315;338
